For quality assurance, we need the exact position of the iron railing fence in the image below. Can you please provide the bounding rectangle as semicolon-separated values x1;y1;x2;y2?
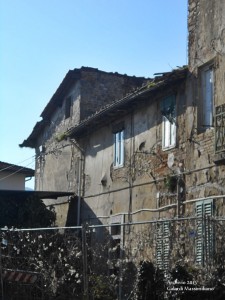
1;216;225;300
215;104;225;153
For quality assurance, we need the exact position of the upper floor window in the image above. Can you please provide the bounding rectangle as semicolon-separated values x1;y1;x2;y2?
113;129;124;167
199;64;214;129
161;95;176;150
65;96;72;119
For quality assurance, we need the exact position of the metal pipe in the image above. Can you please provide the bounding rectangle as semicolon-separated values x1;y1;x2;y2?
0;226;82;232
0;215;205;232
183;194;225;204
69;138;84;227
95;195;225;219
0;233;4;300
77;157;83;226
83;164;216;199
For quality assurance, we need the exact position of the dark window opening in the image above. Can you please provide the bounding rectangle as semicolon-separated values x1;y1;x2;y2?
65;96;72;119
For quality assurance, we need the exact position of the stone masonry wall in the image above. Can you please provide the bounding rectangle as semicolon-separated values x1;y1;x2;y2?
186;0;225;212
33;68;148;225
80;68;147;120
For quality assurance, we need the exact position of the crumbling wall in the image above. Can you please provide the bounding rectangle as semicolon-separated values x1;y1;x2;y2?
188;0;225;72
186;0;225;209
80;68;147;120
33;69;148;225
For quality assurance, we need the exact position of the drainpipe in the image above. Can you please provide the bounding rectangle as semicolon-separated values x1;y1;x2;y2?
0;241;4;300
128;111;135;224
69;138;85;226
77;157;83;226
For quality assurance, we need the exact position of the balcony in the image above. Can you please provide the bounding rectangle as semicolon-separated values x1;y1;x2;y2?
214;104;225;164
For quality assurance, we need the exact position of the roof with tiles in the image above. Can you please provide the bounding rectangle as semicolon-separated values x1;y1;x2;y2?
20;66;187;148
66;66;188;139
0;161;34;177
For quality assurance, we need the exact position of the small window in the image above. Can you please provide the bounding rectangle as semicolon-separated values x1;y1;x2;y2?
199;64;214;129
110;216;123;263
161;95;176;149
113;130;124;167
65;96;72;119
110;215;124;240
111;223;121;236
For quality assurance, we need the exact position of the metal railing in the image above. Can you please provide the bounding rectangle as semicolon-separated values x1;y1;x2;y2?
215;104;225;153
0;216;224;300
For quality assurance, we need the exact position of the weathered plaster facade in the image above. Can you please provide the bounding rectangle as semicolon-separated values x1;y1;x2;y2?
20;67;148;226
185;0;225;207
75;73;187;225
20;0;225;269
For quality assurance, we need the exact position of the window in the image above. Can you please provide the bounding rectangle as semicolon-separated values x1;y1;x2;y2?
113;130;124;167
199;64;214;129
161;95;176;149
110;215;124;241
109;215;124;272
196;199;213;265
111;223;121;236
65;96;72;119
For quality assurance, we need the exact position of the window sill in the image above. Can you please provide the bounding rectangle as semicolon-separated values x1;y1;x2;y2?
213;152;225;165
113;164;124;170
197;126;214;134
162;144;176;151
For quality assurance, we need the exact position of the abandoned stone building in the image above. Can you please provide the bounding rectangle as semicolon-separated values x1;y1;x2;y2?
20;0;225;271
20;67;148;226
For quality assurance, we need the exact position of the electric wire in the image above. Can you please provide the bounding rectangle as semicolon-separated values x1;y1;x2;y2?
0;159;35;182
0;155;36;173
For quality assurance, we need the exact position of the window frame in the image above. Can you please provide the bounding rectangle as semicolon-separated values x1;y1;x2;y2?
113;129;125;168
65;96;72;119
161;95;176;150
198;63;214;131
109;215;124;264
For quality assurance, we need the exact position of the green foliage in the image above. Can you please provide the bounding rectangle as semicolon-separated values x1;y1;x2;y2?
164;175;177;192
147;81;157;89
135;261;164;300
1;229;83;299
89;275;117;300
55;132;68;142
0;195;55;228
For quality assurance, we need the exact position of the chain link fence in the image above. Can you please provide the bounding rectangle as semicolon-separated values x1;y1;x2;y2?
1;216;225;299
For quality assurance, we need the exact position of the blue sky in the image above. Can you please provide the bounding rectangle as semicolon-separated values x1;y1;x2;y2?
0;0;188;189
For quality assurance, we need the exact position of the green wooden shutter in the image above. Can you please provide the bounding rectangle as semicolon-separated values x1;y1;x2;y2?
156;221;170;270
196;200;213;265
161;95;176;148
160;95;176;115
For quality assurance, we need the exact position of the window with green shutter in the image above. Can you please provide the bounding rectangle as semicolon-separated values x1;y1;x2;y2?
195;199;213;265
156;221;170;270
160;95;176;149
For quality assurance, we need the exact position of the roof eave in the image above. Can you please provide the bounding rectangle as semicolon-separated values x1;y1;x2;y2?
67;67;188;139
